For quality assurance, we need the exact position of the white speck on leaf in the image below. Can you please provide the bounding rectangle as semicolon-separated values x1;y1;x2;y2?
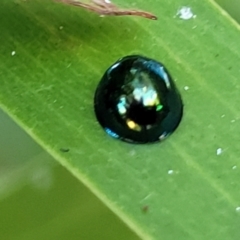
11;51;16;56
216;148;223;155
184;86;189;91
168;170;174;175
35;84;53;93
236;207;240;212
231;119;236;123
129;150;136;156
59;26;63;30
232;165;237;170
142;193;152;201
176;6;196;20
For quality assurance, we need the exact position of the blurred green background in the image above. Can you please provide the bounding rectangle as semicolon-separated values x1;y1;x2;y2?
0;1;239;240
0;109;139;240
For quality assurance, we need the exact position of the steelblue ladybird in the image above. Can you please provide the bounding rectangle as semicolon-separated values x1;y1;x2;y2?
94;55;183;143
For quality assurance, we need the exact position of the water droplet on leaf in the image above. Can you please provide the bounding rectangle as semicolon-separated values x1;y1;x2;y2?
94;55;183;143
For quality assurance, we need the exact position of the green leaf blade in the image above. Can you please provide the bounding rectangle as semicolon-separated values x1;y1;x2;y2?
1;0;240;239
